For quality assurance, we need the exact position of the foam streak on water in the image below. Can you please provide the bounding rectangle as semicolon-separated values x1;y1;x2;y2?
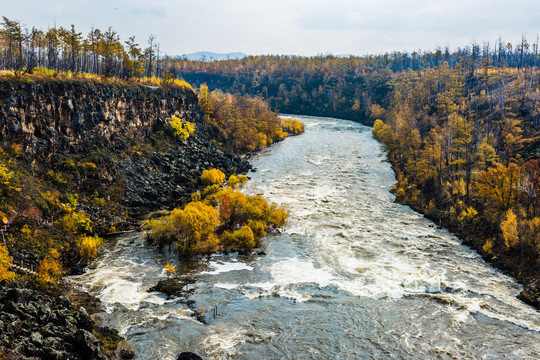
72;116;540;359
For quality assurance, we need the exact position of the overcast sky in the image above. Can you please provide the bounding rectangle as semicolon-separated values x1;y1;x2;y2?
2;0;540;56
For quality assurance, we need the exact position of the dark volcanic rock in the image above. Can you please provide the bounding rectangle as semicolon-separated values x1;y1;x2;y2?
0;79;200;156
148;278;191;298
518;280;540;309
177;352;203;360
0;282;108;359
73;329;104;360
68;289;105;315
119;138;250;217
75;307;94;331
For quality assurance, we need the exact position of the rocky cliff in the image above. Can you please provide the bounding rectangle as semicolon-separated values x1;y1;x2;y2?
0;79;200;155
0;78;249;222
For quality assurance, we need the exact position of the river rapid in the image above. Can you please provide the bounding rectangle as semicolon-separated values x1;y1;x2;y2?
71;115;540;359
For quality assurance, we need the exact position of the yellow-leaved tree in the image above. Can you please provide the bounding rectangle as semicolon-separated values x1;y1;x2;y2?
475;163;521;211
0;243;14;282
500;209;519;248
198;84;214;123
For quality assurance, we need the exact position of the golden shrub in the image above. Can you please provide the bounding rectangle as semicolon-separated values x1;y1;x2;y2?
149;201;220;254
228;174;248;188
78;235;104;260
170;116;195;140
37;251;64;284
483;240;493;255
164;261;176;276
228;174;240;188
221;225;255;252
59;211;92;235
280;117;305;135
200;168;226;186
269;205;289;228
248;220;267;239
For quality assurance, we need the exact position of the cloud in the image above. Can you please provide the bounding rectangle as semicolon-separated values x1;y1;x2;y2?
1;0;540;56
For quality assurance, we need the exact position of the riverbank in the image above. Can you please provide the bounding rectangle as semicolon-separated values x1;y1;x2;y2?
371;121;540;310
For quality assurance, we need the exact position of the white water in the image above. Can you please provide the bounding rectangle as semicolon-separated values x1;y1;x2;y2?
72;115;540;359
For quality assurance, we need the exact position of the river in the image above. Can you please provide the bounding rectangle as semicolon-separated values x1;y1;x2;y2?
71;115;540;359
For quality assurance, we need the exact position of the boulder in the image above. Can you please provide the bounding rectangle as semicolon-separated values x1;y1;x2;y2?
75;306;94;331
148;278;186;298
518;280;540;309
177;352;203;360
73;329;103;360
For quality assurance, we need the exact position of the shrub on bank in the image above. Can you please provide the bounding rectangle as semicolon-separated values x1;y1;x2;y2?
147;168;288;254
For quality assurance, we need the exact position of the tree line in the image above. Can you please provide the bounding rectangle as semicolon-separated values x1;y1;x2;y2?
166;35;540;123
0;16;167;78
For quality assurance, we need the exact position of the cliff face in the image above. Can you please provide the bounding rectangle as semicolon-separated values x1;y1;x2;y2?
0;79;200;155
0;78;249;223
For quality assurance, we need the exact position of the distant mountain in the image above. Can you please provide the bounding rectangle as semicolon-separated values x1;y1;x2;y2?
175;51;247;61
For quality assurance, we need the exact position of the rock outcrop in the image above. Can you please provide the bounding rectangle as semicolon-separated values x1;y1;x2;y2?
0;79;199;155
120;137;249;216
518;280;540;309
177;352;203;360
0;282;107;359
0;78;250;219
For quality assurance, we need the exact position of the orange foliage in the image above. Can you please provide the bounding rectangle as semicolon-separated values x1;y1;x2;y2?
204;90;304;152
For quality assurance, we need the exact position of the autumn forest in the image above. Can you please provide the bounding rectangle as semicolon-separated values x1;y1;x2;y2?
1;16;539;295
1;15;539;295
0;14;539;359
